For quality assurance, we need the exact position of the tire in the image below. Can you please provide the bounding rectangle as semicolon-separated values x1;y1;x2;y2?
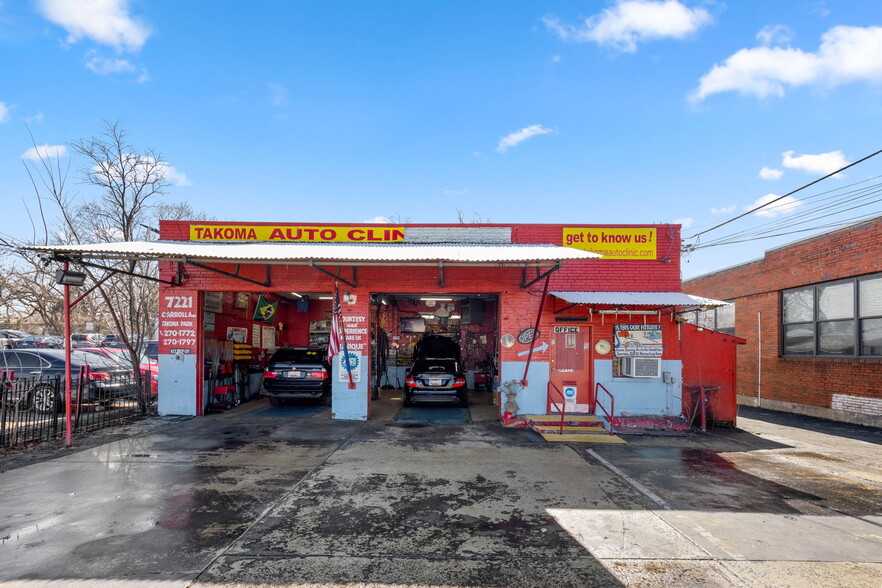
323;394;333;407
268;396;283;406
402;394;415;408
32;385;59;414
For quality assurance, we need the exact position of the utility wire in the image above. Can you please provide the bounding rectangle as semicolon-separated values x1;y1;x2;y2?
696;182;882;247
694;181;882;249
686;146;882;241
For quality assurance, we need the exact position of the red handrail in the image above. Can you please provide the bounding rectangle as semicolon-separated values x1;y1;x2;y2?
594;383;616;435
546;381;567;435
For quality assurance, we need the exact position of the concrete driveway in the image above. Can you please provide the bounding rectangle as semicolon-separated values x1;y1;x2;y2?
0;401;880;587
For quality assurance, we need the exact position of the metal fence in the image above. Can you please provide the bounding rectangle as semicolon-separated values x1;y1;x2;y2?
0;370;153;449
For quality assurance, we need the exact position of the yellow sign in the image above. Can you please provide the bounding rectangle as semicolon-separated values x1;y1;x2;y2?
190;225;406;242
562;228;657;260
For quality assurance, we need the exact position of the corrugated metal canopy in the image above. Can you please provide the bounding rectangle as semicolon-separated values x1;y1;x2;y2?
551;291;729;307
26;241;601;265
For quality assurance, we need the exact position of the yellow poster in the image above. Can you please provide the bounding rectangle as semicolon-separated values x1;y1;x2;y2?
189;225;405;242
562;228;657;260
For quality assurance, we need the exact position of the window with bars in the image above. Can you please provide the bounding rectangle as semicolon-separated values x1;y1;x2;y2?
683;303;735;335
782;273;882;358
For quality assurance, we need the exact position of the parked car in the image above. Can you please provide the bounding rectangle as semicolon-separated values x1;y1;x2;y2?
71;333;104;347
404;335;467;407
0;349;138;413
263;347;331;406
0;329;30;349
100;334;124;348
14;334;64;349
77;347;158;395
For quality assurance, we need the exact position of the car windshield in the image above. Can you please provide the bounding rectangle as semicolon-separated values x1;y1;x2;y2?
412;358;458;373
270;348;325;364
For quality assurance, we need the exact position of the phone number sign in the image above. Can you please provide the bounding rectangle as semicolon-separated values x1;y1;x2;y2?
159;289;198;355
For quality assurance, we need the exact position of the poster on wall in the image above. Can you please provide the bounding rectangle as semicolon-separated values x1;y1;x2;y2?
227;327;248;343
262;325;276;349
337;352;362;382
203;311;216;331
204;291;223;313
614;324;663;357
252;324;261;348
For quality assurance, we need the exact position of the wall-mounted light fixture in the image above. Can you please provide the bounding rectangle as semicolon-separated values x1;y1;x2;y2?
54;269;87;286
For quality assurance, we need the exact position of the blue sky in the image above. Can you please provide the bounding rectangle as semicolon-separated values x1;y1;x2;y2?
1;1;881;279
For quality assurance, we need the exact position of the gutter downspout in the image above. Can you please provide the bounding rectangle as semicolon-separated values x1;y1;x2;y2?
757;311;762;408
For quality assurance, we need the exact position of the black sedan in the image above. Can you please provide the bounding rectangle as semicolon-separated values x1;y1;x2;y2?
404;357;468;407
0;349;137;413
14;335;63;349
262;347;331;406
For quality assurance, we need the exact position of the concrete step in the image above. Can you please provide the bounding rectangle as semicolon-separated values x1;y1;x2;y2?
535;431;627;444
532;424;606;433
523;414;603;424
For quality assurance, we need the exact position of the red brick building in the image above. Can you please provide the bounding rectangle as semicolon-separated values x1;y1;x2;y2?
35;221;738;430
683;217;882;427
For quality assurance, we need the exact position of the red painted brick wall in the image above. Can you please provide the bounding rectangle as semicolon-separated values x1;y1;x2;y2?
683;218;882;414
158;220;685;398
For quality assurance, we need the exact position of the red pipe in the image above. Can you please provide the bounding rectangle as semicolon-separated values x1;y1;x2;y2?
521;273;551;386
63;262;73;447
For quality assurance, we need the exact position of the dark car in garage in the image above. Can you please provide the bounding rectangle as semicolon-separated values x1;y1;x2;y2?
262;347;331;406
0;349;138;413
404;335;467;407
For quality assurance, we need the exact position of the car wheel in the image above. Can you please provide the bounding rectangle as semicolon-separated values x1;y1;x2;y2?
323;393;333;407
32;385;59;414
402;394;415;408
268;396;283;406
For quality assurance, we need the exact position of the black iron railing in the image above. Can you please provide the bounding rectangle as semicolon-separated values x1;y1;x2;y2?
0;371;151;449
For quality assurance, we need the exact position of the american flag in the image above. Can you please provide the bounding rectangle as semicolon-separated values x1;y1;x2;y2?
328;283;342;359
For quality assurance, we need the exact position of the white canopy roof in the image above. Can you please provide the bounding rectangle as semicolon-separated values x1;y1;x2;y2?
550;291;729;307
27;241;601;266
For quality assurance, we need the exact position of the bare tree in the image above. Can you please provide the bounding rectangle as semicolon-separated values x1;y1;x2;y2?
11;120;185;413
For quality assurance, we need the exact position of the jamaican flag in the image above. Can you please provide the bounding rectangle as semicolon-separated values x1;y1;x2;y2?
253;295;278;323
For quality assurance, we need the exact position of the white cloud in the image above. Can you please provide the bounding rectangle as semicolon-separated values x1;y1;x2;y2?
25;112;45;123
551;55;562;63
496;124;554;153
363;216;390;224
86;54;135;74
759;166;784;180
37;0;151;52
543;0;713;53
21;144;67;160
160;163;191;187
782;150;849;176
443;189;468;196
757;25;794;47
746;193;803;217
0;102;9;123
84;51;148;82
691;25;882;102
673;217;694;228
710;205;736;215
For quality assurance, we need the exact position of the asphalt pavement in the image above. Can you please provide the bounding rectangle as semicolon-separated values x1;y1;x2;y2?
0;400;880;588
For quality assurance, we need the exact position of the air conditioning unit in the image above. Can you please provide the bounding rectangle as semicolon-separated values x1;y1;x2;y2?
621;357;662;378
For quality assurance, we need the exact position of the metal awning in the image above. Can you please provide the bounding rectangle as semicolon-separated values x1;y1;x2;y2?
27;241;601;265
550;291;729;307
27;241;602;289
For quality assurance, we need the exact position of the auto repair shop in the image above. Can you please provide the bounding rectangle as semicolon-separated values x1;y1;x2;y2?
34;221;737;429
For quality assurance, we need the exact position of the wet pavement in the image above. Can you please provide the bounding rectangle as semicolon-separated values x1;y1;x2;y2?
0;402;880;587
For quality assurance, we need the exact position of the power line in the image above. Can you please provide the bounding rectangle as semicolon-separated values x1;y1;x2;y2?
686;146;882;242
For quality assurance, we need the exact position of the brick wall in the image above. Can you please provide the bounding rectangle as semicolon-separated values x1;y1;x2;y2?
684;218;882;425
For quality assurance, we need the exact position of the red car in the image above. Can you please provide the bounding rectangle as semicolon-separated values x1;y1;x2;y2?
77;347;158;396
